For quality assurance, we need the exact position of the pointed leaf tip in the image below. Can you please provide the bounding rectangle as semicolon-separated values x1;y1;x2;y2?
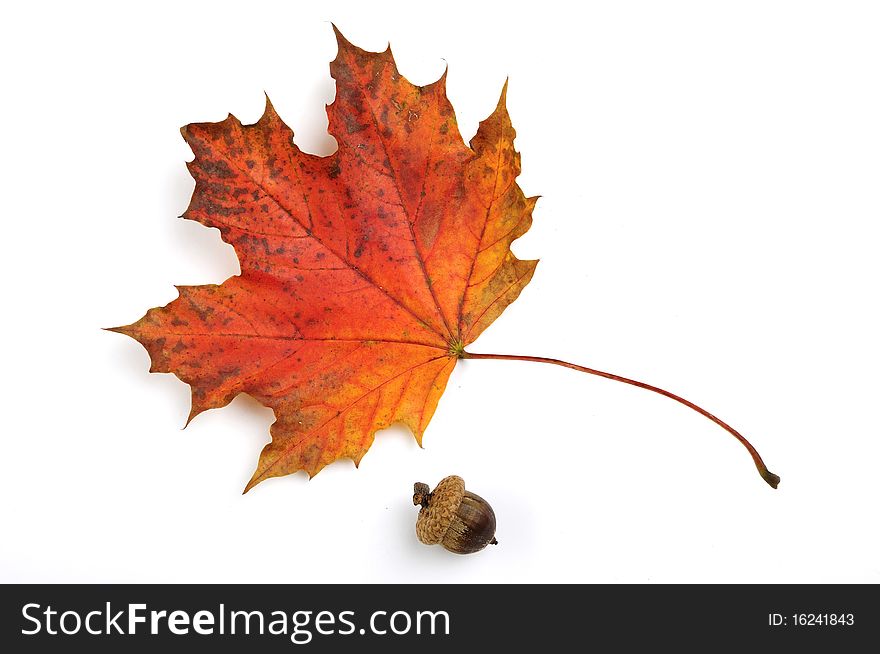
243;468;264;494
498;78;509;105
183;406;201;429
105;324;138;338
258;92;281;127
430;62;450;94
331;23;353;50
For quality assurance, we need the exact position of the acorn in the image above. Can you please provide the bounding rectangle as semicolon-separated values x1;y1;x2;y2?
412;476;498;554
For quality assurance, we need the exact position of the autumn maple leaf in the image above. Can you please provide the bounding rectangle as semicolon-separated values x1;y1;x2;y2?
111;28;535;490
111;28;779;492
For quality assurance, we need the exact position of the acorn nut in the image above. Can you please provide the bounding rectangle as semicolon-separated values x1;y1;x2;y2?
412;476;498;554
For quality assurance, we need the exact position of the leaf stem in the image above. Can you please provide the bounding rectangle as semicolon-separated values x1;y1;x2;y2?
463;351;779;489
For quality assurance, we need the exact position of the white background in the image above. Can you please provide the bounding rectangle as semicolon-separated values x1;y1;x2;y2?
2;1;879;583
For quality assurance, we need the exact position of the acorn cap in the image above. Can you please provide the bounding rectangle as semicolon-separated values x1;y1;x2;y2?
414;475;465;545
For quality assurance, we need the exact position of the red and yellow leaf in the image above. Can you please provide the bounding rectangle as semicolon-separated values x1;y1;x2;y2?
112;28;537;490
